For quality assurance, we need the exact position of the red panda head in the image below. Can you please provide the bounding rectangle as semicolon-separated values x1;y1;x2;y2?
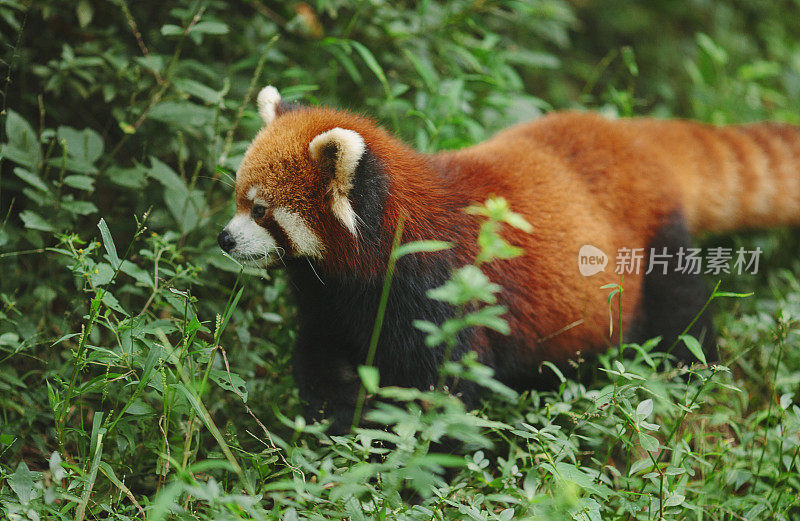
218;86;388;269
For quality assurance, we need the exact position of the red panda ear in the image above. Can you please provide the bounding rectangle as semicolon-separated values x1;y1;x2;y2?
309;128;366;235
257;85;301;126
257;86;281;126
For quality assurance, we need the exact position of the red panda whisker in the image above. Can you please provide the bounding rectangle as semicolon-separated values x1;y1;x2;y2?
305;257;325;285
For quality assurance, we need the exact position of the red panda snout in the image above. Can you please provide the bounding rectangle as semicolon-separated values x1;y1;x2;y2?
221;204;325;267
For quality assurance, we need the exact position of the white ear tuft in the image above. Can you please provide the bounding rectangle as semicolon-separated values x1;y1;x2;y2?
308;128;366;178
257;86;281;126
331;197;358;236
308;128;366;236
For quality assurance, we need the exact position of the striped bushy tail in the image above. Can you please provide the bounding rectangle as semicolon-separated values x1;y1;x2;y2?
636;119;800;233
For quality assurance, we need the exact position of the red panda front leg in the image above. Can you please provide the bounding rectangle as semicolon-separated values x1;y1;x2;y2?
293;330;484;435
288;256;486;433
292;333;362;435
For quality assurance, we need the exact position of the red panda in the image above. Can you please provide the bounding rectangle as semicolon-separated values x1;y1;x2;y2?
219;85;799;431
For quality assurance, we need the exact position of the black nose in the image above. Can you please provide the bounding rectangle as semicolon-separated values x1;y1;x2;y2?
217;230;235;253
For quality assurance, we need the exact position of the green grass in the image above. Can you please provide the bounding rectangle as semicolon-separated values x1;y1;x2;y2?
1;1;800;519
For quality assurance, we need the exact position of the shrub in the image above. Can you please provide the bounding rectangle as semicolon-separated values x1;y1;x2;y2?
1;1;799;519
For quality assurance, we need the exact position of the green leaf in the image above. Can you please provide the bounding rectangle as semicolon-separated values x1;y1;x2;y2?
351;40;390;92
191;21;229;35
160;23;182;36
97;461;129;501
217;286;244;343
4;110;41;168
712;291;754;299
147;158;207;231
149;101;215;127
403;48;438;90
46;155;98;174
118;260;154;287
89;262;115;286
175;78;224;104
46;380;59;413
540;361;566;383
106;166;147;188
393;240;451;260
503;212;533;232
124;399;152;415
97;218;120;268
172;382;239;473
88;411;104;458
14;167;50;193
548;462;610;499
57;126;103;163
696;33;728;65
629;458;653;476
636;398;654;420
102;291;128;315
621;46;638;76
463;305;509;334
427;265;501;306
664;494;685;507
324;41;362;83
147;157;185;192
209;369;248;402
20;210;55;232
49;451;66;481
679;334;707;364
8;461;35;505
168;188;206;232
134;55;165;75
738;60;781;81
64;174;95;191
76;0;93;27
358;365;380;393
0;332;20;347
638;432;659;452
61;199;98;215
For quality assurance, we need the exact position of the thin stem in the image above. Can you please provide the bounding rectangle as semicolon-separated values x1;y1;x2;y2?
351;217;406;431
755;316;788;479
665;280;721;356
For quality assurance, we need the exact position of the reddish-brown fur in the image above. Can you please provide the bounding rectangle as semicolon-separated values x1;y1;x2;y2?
236;107;800;367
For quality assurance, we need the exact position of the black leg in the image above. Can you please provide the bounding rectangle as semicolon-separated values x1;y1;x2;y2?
627;213;718;365
293;336;362;435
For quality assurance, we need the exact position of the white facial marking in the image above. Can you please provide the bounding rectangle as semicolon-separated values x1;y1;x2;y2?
331;197;358;236
246;186;258;201
308;127;366;236
223;213;278;267
257;86;281;126
273;207;324;258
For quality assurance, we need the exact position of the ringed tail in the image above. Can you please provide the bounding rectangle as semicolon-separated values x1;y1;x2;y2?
631;118;800;233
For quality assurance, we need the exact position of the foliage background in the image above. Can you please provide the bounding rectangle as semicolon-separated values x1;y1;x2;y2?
1;1;800;519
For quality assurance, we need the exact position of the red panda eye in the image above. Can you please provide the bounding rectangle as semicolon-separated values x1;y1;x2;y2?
251;205;267;219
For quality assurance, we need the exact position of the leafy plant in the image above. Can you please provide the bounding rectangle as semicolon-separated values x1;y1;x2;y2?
2;1;800;519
